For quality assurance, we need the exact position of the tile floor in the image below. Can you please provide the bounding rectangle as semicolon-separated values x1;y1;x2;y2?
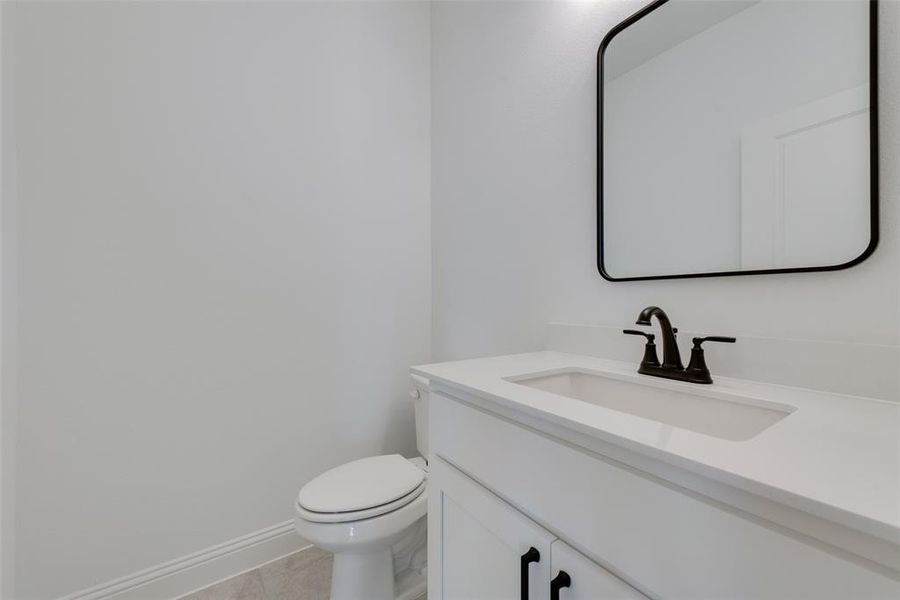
179;547;332;600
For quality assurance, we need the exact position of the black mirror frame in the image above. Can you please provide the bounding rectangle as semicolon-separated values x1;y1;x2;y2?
597;0;879;282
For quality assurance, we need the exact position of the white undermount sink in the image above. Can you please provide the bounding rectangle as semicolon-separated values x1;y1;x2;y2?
506;368;796;441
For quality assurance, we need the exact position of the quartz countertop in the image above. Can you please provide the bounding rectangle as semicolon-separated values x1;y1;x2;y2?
412;351;900;546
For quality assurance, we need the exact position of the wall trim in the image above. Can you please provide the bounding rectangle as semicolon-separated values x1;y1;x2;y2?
58;521;309;600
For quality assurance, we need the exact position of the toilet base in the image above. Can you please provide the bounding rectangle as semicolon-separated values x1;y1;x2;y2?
330;550;394;600
326;516;427;600
394;567;426;600
392;516;427;600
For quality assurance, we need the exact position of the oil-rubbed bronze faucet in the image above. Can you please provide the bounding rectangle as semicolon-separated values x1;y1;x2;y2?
624;306;735;384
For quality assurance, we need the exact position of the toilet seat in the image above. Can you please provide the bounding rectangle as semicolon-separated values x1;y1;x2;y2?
297;454;426;524
296;481;425;523
294;489;427;553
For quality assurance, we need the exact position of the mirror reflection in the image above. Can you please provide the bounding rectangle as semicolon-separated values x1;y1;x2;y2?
600;0;875;280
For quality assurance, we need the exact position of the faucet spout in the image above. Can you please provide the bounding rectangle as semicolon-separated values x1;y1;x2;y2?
636;306;683;370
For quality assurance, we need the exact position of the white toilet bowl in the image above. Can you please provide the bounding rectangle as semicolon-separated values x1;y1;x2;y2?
294;454;428;600
294;376;430;600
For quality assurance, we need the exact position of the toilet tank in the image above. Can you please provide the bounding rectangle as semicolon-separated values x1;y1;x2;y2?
410;374;430;458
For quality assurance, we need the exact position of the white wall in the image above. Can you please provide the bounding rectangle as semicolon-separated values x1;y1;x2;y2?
1;2;17;597
13;2;430;598
431;0;899;358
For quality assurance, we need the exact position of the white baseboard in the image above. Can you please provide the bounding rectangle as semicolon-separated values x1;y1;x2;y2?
58;521;310;600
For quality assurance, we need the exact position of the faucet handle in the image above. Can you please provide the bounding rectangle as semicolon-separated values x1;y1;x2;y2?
623;330;660;368
692;336;736;346
623;329;655;341
685;336;736;384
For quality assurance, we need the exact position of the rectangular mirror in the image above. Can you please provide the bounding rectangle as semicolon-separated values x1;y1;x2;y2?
598;0;877;281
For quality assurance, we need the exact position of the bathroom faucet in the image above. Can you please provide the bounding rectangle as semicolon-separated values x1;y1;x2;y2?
635;306;683;370
624;306;735;384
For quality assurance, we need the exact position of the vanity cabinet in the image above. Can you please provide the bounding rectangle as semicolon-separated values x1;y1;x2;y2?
426;390;900;600
429;454;646;600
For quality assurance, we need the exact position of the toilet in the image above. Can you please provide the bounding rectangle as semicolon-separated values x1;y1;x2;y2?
294;375;429;600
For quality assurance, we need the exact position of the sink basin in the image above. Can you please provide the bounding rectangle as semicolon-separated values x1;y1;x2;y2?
506;368;795;441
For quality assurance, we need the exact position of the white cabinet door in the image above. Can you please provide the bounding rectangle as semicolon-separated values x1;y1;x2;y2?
549;540;648;600
429;456;557;600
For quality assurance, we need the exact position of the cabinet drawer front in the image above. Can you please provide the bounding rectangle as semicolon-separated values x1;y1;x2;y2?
430;392;900;600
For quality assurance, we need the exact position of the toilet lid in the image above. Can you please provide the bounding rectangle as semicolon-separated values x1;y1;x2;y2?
298;454;426;514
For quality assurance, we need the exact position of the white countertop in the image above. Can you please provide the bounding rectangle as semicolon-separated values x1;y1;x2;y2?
412;351;900;546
